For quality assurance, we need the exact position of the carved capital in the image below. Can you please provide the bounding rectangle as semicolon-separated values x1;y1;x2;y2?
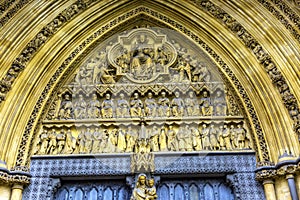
0;166;31;186
255;169;277;181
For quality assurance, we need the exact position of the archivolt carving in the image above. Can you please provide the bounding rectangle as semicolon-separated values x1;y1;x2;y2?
192;0;300;138
15;5;271;167
0;0;88;103
0;0;32;28
257;0;300;42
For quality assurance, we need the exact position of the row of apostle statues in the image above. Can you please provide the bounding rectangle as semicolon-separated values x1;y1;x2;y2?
34;123;251;155
57;90;227;120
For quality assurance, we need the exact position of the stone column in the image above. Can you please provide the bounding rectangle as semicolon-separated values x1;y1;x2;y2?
275;177;291;200
263;179;277;200
295;174;300;198
0;184;11;200
286;174;299;200
10;184;23;200
0;161;11;200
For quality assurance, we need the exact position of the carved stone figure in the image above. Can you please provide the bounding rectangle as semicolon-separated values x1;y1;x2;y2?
146;178;158;200
171;91;185;117
177;127;186;151
101;93;114;118
191;127;202;151
201;124;210;150
92;128;102;153
88;94;101;118
58;94;73;119
126;128;136;152
130;93;143;117
74;94;87;119
185;91;199;116
144;92;157;117
77;130;86;154
167;125;178;151
56;129;66;154
136;139;150;154
47;129;57;154
116;129;126;153
116;48;130;73
217;126;225;150
230;125;237;149
149;126;159;152
222;125;232;150
130;35;154;78
38;129;48;154
198;64;211;82
131;174;147;200
199;91;213;116
103;129;117;153
174;59;189;82
184;125;193;151
157;91;170;117
64;129;76;154
116;93;129;118
98;65;115;84
159;127;168;152
236;124;246;149
213;90;227;116
93;51;107;83
75;66;92;84
155;46;168;70
209;125;219;150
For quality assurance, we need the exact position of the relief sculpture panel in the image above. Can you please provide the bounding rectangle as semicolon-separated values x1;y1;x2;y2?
32;27;252;156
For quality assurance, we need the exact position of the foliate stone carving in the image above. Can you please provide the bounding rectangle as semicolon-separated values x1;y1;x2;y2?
0;166;31;186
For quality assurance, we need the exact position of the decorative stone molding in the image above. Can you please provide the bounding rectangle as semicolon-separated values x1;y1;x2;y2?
0;0;89;104
258;0;300;42
0;0;32;28
256;156;300;181
0;166;31;186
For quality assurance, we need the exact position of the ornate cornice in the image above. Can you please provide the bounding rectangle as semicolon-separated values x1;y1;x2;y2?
0;166;30;186
256;156;300;181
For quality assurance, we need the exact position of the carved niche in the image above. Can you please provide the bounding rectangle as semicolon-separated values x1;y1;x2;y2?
32;27;252;156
